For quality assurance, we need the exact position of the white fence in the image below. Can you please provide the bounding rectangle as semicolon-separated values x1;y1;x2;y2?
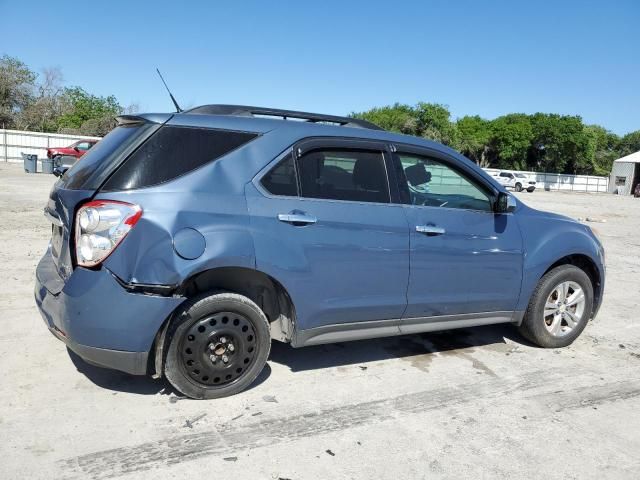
1;129;101;163
483;168;608;193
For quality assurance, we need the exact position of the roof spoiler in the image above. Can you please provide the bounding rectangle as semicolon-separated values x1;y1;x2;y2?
115;113;174;126
116;115;147;126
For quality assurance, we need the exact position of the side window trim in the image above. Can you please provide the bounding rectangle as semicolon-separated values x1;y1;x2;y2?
390;148;496;213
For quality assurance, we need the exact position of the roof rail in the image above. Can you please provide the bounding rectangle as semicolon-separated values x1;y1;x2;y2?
185;104;383;130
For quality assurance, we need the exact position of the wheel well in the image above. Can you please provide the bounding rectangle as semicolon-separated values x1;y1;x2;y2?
178;267;295;341
544;254;602;311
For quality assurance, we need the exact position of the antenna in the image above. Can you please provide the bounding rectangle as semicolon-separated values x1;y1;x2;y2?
156;68;182;113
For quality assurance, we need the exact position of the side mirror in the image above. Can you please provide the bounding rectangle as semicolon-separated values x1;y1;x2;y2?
495;192;516;213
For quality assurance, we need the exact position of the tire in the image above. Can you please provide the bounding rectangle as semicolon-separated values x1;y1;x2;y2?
518;265;593;348
515;183;523;192
164;291;271;399
527;187;535;193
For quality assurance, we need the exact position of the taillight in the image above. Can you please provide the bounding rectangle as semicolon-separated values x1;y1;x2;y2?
75;200;142;267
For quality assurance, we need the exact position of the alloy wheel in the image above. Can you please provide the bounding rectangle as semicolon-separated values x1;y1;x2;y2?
543;281;586;337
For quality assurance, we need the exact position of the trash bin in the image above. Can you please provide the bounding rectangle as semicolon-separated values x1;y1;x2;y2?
22;153;38;173
41;158;54;174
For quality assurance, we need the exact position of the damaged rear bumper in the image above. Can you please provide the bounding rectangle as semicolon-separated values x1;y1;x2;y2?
35;250;184;375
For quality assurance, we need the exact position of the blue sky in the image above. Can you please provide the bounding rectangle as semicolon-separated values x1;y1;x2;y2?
3;0;639;134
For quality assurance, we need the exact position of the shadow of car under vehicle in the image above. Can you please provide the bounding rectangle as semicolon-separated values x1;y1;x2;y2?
67;324;530;395
67;347;272;397
269;324;533;373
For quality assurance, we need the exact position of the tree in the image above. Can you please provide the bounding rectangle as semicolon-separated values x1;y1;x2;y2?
56;86;122;135
16;67;66;132
352;103;418;134
0;55;36;128
455;115;492;166
413;102;457;146
585;125;620;175
489;114;534;170
618;130;640;157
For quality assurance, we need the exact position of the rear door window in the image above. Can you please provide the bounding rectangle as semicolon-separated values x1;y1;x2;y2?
296;149;390;203
103;126;257;190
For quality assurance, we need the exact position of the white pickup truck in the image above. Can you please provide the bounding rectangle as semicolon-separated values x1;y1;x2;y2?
491;171;537;192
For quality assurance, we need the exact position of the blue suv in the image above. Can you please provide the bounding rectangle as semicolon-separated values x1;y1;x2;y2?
35;105;605;399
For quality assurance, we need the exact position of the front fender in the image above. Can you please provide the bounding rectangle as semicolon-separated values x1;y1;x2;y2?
516;209;604;312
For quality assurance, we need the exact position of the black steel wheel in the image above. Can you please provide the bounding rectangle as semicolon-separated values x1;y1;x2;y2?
164;292;271;399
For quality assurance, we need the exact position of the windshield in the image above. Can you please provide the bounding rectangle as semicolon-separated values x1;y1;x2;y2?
62;124;155;190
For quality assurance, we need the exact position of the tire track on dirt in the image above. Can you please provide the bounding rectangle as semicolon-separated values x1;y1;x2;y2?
58;369;640;479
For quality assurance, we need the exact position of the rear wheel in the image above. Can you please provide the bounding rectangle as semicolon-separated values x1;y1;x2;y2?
527;187;535;192
518;265;593;348
515;183;523;192
164;292;271;399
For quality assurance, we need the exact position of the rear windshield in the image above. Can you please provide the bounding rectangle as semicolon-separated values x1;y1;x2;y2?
62;124;155;190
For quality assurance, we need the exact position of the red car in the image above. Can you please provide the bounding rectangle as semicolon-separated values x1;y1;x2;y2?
47;139;98;161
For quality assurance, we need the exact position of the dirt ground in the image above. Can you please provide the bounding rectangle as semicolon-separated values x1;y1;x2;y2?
1;162;639;480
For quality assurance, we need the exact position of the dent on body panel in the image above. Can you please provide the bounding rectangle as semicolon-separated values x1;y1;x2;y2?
101;187;256;286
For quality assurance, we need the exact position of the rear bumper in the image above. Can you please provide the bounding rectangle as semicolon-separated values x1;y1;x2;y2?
35;249;184;375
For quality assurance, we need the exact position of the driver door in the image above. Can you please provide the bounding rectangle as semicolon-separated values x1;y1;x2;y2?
395;149;523;320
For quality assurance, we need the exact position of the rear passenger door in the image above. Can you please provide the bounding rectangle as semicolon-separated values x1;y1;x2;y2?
245;139;410;333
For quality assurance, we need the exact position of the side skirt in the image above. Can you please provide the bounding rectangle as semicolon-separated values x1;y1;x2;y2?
292;311;525;347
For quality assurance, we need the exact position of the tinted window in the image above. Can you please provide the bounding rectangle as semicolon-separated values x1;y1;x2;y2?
103;126;257;190
400;154;492;211
76;142;90;151
261;153;298;196
297;149;389;203
63;124;154;190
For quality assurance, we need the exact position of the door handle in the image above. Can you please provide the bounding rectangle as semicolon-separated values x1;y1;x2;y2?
416;225;445;236
277;213;317;225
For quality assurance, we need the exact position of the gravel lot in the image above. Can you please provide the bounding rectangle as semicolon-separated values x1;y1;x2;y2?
1;162;639;480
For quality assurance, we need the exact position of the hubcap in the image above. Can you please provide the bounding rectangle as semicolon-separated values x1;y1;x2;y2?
543;281;586;337
180;312;257;386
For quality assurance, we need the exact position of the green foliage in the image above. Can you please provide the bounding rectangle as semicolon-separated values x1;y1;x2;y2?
455;115;492;166
0;56;124;135
56;87;122;135
618;130;640;157
489;114;533;170
0;55;36;128
354;102;639;175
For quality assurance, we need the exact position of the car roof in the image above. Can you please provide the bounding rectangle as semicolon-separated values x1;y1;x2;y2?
131;105;503;190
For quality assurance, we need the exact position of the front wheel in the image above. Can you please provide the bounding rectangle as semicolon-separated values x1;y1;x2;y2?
164;292;271;399
518;265;593;348
527;187;535;192
515;183;523;192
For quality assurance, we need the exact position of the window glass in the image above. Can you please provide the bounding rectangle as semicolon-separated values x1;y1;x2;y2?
297;149;389;203
261;153;297;196
103;126;257;190
399;154;492;211
76;142;90;151
499;172;510;178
